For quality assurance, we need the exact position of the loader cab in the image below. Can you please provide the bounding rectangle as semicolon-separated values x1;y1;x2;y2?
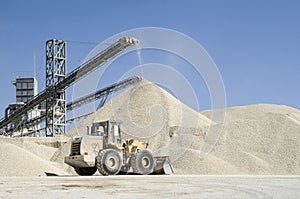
91;120;122;147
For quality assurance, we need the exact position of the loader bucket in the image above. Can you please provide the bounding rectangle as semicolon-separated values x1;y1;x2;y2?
152;156;174;175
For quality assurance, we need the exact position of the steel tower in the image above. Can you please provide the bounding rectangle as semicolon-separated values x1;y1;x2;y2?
45;39;66;136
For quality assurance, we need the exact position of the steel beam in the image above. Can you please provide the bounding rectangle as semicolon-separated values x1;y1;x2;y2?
0;37;138;136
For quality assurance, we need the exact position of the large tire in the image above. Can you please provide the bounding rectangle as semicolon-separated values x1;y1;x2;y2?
131;150;154;175
74;167;97;176
96;149;122;176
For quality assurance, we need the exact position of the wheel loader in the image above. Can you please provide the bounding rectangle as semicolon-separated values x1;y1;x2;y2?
64;120;174;176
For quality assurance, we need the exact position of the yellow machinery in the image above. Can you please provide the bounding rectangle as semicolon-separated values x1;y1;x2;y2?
64;120;174;175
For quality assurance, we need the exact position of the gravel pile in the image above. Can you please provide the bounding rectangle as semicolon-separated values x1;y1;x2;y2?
0;137;71;176
67;80;212;157
174;104;300;175
68;80;300;175
1;80;300;176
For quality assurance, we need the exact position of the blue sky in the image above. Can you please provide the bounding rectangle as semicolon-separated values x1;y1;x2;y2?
0;0;300;118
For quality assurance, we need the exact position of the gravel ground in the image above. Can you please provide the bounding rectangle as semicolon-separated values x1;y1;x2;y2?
0;175;299;199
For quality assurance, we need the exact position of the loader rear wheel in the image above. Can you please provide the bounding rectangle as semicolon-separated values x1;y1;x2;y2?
74;167;97;176
96;149;122;176
131;150;154;175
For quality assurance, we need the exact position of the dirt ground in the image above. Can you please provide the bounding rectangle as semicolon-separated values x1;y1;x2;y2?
1;175;299;199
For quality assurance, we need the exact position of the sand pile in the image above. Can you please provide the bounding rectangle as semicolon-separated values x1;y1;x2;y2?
67;80;212;156
1;79;300;176
0;137;72;177
174;104;300;175
66;80;300;175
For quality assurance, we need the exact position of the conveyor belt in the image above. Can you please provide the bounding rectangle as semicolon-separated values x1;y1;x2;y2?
0;37;138;130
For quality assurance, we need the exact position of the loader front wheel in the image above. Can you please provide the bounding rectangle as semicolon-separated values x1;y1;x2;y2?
131;150;154;175
96;149;122;176
74;167;97;176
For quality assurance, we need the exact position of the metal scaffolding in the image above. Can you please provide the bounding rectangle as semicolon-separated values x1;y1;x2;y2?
45;39;67;136
0;37;139;137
